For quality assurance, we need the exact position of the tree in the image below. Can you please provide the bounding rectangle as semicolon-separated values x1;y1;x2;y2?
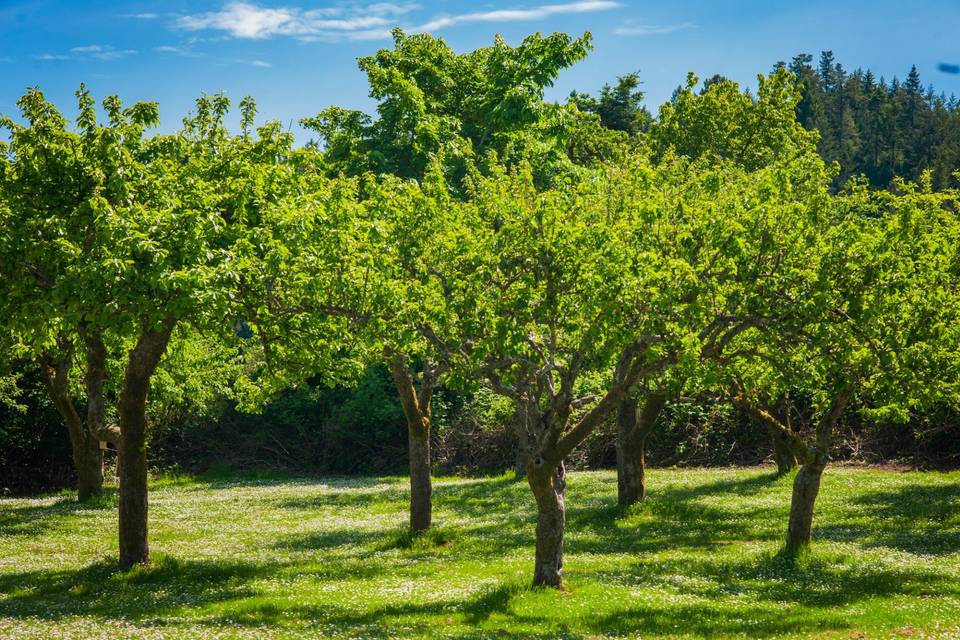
452;134;833;584
0;88;256;568
721;180;960;550
303;28;593;185
612;69;824;495
569;71;652;136
0;87;152;502
294;30;604;531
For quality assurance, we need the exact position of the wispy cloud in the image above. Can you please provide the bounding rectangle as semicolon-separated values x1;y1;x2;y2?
124;12;159;19
70;44;138;60
416;1;621;33
176;1;620;42
613;21;695;36
177;2;417;39
35;53;71;61
241;59;273;67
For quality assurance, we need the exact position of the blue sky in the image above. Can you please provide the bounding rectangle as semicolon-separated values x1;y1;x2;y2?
2;0;959;140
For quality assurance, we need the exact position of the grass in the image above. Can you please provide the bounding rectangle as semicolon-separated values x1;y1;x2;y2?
1;467;959;639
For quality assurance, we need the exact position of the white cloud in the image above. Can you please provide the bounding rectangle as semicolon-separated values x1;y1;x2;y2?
613;21;695;36
154;45;182;53
416;1;621;32
36;53;71;61
177;2;417;39
245;59;272;67
70;44;138;60
124;12;159;19
176;1;619;41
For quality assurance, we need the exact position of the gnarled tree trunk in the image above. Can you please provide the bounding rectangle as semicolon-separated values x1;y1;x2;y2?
786;459;825;550
616;392;666;506
529;461;566;588
783;387;850;552
388;357;434;533
118;319;174;570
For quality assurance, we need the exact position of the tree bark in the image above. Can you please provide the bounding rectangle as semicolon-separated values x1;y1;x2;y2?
407;421;432;533
529;461;566;588
118;319;174;570
616;392;666;506
514;442;528;481
786;460;825;550
37;343;105;502
387;357;433;533
783;387;851;551
770;424;798;475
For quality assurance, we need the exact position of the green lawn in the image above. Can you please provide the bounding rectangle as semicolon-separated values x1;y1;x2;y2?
1;468;959;639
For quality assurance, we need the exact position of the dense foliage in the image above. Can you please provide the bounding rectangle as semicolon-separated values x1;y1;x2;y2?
1;32;959;588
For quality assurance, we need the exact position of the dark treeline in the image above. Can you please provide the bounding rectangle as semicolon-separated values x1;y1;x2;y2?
573;51;960;190
785;52;960;190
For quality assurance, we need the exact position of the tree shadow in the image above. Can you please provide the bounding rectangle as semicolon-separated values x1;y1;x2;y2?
0;489;117;538
829;482;960;555
0;555;265;621
565;470;786;555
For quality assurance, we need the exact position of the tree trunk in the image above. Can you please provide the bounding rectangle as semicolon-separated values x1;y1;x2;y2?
38;345;105;502
118;413;149;570
76;438;105;501
387;356;433;534
770;424;798;475
616;392;665;506
408;421;432;533
529;461;566;588
786;460;825;551
117;320;174;570
514;444;528;481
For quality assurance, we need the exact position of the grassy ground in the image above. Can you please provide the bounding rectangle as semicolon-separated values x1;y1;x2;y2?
0;467;959;639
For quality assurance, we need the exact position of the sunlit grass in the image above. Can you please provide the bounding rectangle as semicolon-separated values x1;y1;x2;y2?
1;467;959;638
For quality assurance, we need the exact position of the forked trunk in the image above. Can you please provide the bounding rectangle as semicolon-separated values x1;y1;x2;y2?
38;346;105;502
408;421;432;533
786;460;825;551
117;319;174;570
770;425;798;475
529;461;566;588
616;393;665;506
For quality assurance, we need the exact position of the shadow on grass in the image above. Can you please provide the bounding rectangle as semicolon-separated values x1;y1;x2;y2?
0;555;265;620
564;470;786;555
3;469;958;638
849;482;960;555
183;548;959;640
0;489;118;538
